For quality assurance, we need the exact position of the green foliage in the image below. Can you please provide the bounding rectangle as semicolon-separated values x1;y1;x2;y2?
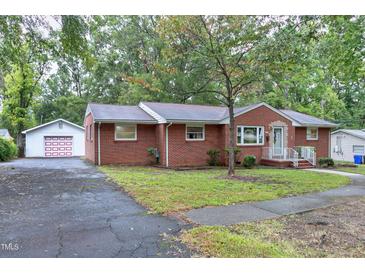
1;15;365;146
242;155;256;168
146;147;159;164
318;157;335;168
0;137;18;161
0;64;39;138
33;95;87;126
207;149;221;166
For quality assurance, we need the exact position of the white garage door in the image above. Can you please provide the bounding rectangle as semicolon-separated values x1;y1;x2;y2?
44;136;73;157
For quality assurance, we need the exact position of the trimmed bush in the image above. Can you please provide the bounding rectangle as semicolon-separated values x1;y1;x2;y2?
0;137;18;161
242;155;256;168
318;157;335;168
207;149;221;166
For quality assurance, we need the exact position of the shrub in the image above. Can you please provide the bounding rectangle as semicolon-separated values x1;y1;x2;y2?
318;157;335;168
241;155;256;168
207;149;221;166
0;137;18;161
147;147;159;164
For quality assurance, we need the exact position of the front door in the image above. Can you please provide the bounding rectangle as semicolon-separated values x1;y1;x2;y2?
273;127;284;156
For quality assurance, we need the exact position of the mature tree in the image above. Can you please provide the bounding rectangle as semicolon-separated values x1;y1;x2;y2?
0;16;49;154
158;16;286;175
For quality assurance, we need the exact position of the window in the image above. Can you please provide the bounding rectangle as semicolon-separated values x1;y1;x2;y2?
353;145;365;154
86;125;89;140
115;124;137;140
237;126;264;145
306;127;318;140
186;125;204;140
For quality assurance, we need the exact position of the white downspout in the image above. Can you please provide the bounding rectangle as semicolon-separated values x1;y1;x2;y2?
165;122;172;167
98;122;101;165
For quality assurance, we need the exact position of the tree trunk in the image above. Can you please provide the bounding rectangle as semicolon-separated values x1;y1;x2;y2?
227;100;235;176
16;133;25;157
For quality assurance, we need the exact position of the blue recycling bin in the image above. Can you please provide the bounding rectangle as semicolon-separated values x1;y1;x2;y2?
354;155;363;164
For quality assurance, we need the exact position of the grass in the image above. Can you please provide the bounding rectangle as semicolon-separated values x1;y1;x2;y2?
100;166;350;214
336;164;365;175
181;198;365;257
180;223;305;258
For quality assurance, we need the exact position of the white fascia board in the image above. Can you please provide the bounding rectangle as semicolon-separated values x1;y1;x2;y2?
297;123;338;128
166;119;221;124
93;119;157;124
22;118;84;134
138;102;166;123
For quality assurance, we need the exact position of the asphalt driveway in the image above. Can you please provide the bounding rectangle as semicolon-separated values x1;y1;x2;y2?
0;158;190;258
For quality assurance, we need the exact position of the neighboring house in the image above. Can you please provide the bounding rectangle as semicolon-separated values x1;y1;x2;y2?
0;129;12;140
331;129;365;162
22;119;85;158
84;102;337;168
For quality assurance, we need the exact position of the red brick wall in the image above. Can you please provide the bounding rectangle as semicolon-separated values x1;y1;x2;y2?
99;123;157;165
231;105;296;163
84;113;97;163
167;124;225;167
295;127;330;158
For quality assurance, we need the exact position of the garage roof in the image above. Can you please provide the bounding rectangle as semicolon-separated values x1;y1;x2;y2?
22;119;84;134
332;129;365;140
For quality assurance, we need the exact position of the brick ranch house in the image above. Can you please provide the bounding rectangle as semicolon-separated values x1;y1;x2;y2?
84;102;337;168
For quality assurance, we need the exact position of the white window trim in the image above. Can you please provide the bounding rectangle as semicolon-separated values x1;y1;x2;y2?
185;124;205;141
306;127;318;140
353;145;365;154
237;126;265;146
114;124;137;141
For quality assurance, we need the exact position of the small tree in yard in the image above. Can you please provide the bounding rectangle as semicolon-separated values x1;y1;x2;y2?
158;16;283;176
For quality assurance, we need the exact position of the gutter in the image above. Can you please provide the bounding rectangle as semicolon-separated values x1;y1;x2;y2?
98;122;101;166
165;122;172;167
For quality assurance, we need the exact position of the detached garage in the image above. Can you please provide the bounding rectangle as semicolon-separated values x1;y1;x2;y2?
22;119;85;158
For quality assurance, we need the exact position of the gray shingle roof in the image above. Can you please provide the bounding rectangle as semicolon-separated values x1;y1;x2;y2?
279;109;337;127
86;102;337;127
141;102;228;122
88;103;156;122
333;129;365;140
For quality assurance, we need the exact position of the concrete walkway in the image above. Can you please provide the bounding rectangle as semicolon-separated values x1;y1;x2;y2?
185;169;365;226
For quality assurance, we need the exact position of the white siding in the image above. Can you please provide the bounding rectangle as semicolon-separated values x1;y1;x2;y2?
331;132;365;162
25;122;85;157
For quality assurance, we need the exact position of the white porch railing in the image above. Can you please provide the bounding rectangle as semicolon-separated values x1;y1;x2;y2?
262;147;299;167
294;146;316;166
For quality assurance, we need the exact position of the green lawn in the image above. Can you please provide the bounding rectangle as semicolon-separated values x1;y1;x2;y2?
100;166;350;214
336;164;365;175
180;224;304;258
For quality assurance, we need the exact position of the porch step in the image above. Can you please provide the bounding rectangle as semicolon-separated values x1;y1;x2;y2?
292;160;315;169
